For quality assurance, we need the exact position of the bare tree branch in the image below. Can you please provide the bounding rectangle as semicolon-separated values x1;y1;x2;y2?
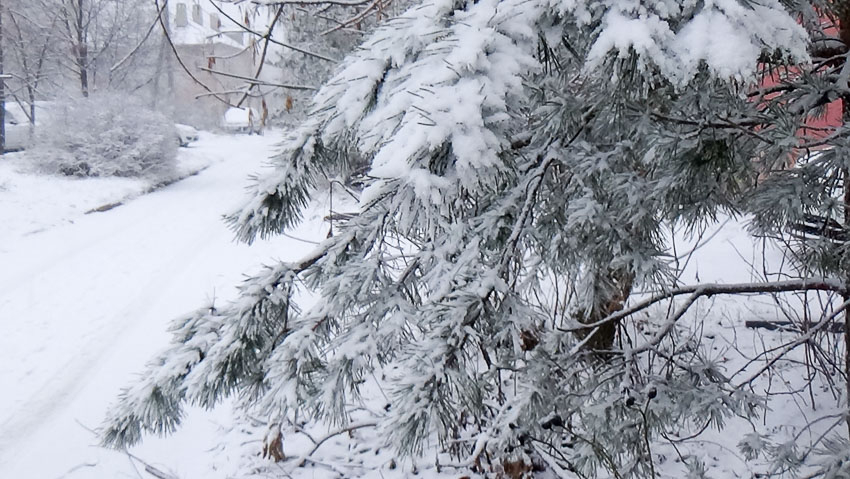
198;66;315;90
562;278;847;336
110;2;166;73
293;422;377;467
208;1;338;62
250;0;381;6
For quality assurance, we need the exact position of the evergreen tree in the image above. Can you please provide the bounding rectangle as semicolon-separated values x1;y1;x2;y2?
102;0;843;477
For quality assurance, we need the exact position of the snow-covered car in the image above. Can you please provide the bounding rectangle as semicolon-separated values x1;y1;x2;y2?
4;106;32;152
3;101;55;152
175;123;199;147
222;107;262;135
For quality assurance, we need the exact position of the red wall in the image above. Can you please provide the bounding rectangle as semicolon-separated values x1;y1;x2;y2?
758;14;843;144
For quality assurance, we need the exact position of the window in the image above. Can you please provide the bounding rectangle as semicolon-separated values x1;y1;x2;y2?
210;14;220;31
175;3;188;27
192;4;203;25
226;31;243;45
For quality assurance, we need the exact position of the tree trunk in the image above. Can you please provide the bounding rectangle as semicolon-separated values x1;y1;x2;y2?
839;9;850;440
75;0;88;97
842;163;850;439
573;267;635;352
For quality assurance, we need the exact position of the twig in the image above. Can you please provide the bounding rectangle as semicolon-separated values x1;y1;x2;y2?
198;66;316;90
110;2;166;72
251;0;385;7
733;299;850;389
293;421;377;467
57;462;98;478
125;451;180;479
207;1;338;62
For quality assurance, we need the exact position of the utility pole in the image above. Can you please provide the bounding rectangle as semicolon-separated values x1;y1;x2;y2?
0;3;6;156
153;2;174;110
0;75;9;156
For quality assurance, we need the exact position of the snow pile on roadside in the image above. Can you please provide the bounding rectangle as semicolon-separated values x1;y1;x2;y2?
1;132;223;244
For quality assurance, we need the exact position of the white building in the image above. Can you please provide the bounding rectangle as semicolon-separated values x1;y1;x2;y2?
165;1;264;129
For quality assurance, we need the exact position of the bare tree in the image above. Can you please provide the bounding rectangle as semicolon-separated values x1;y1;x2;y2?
28;0;163;98
4;2;60;124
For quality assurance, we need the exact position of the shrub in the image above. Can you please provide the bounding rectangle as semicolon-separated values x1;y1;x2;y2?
32;94;178;179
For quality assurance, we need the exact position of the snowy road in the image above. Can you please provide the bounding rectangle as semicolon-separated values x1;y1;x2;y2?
0;133;321;478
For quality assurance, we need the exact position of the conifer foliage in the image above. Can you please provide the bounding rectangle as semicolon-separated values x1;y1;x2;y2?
102;0;850;477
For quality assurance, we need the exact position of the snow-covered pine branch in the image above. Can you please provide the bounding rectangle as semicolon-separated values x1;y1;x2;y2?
102;0;840;476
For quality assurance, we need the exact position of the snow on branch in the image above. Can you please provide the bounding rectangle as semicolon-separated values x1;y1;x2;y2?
576;0;809;83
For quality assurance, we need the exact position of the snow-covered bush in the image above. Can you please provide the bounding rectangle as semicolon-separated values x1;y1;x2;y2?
32;94;177;179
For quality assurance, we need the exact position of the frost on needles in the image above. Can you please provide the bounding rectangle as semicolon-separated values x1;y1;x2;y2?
100;0;850;477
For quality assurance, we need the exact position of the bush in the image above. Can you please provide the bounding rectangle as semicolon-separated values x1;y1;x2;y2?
33;94;178;179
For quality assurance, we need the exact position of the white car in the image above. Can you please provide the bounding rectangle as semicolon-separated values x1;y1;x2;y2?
4;106;32;152
222;107;262;135
175;123;199;147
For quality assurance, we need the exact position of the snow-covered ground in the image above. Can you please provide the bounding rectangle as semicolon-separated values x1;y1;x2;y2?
0;132;325;478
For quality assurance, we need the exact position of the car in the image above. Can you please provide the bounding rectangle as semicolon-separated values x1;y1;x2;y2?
3;106;33;152
2;101;55;152
175;123;199;147
222;107;262;135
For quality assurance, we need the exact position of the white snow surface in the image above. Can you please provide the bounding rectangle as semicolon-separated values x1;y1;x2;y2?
0;132;325;478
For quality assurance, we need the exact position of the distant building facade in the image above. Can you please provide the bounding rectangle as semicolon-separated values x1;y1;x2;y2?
165;1;260;129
